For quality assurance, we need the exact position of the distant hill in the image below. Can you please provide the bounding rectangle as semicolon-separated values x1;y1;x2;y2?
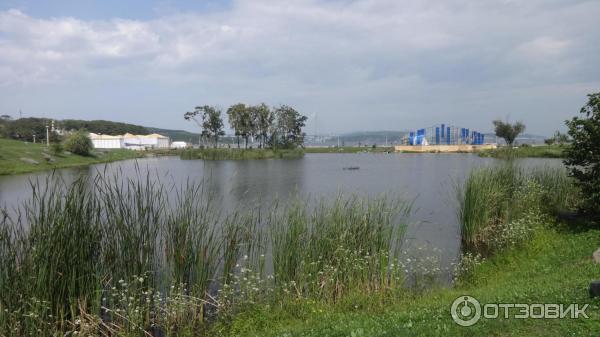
146;127;201;144
61;119;148;135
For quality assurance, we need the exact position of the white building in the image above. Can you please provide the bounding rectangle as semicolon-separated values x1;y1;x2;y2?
171;141;189;149
89;133;170;150
89;133;124;149
123;133;170;150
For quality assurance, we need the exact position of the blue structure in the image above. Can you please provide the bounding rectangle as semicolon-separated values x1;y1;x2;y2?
405;123;487;146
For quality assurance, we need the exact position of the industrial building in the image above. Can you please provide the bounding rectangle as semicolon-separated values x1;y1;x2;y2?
405;124;487;146
395;124;497;153
88;133;125;149
170;141;189;149
89;133;170;150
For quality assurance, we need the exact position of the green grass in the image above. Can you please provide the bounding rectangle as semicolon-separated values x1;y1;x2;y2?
456;164;579;255
212;224;600;337
478;145;566;158
267;196;410;303
0;138;147;175
180;148;305;160
304;146;394;153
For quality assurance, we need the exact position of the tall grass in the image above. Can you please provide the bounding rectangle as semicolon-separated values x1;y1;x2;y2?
477;145;566;159
180;148;304;160
268;196;411;302
0;171;412;335
457;164;579;255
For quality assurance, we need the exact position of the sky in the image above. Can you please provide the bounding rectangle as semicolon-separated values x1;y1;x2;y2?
0;0;599;136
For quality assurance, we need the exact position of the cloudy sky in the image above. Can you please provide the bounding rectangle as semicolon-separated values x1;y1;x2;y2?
0;0;599;136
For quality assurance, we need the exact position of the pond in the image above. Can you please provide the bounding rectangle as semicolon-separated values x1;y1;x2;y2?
0;153;565;281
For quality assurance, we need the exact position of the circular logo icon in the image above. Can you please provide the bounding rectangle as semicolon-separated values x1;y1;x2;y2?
451;295;481;327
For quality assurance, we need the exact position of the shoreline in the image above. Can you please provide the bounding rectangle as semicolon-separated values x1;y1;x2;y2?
0;138;177;176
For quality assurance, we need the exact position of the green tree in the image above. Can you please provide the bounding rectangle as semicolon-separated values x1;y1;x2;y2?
553;130;569;145
203;107;225;148
60;119;148;135
0;115;11;138
63;130;93;156
273;105;308;148
493;119;526;146
0;117;60;143
185;106;210;147
249;103;273;148
564;92;600;217
226;103;246;148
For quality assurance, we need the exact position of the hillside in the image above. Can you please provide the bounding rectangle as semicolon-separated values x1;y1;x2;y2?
145;127;201;144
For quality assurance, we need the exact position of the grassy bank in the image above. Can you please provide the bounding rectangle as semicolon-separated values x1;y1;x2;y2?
478;145;566;158
180;148;305;160
211;224;599;337
0;138;149;175
304;146;394;153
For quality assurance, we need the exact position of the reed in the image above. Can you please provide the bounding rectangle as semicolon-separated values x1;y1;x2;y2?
0;171;413;335
180;148;304;160
457;164;579;255
268;196;411;302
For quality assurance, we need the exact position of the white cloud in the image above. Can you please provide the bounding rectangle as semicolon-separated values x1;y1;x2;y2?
0;0;599;134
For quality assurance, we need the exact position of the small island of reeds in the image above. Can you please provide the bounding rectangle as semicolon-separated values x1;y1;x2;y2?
180;148;305;160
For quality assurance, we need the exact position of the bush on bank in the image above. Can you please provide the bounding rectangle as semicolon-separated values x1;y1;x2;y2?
62;130;93;156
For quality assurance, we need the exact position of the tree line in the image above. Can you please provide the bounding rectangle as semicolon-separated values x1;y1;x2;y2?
0;117;148;142
184;104;308;149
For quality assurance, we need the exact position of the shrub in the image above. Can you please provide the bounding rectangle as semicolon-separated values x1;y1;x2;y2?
564;92;600;217
63;131;93;156
50;142;63;155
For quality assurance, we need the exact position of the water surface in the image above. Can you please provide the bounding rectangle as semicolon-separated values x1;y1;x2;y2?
0;153;564;279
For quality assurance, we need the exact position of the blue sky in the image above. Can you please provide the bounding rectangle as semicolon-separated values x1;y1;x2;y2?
0;0;232;20
0;0;599;135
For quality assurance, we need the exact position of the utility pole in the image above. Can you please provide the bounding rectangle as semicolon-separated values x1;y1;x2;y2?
46;125;49;146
